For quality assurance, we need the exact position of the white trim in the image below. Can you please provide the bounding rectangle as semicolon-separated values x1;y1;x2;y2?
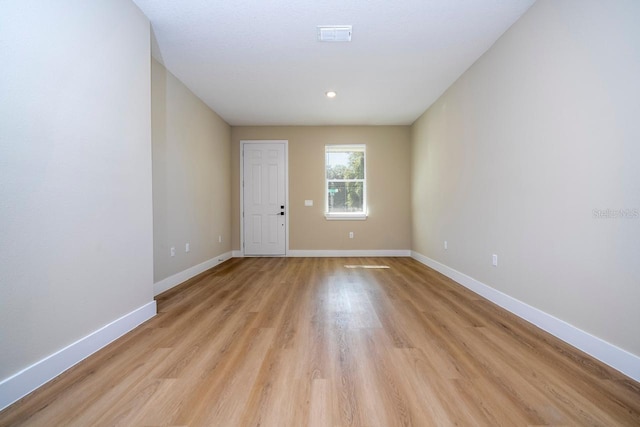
0;301;156;411
411;251;640;382
153;251;232;296
232;250;244;258
240;140;289;257
324;213;368;220
288;249;411;257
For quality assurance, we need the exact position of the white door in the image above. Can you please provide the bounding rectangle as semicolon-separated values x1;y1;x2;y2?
243;142;286;255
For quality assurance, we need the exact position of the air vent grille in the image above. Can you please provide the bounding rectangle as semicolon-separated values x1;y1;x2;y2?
317;25;352;42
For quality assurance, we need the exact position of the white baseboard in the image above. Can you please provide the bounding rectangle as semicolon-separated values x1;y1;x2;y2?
153;251;232;296
411;251;640;382
287;249;411;257
232;250;244;258
0;301;156;411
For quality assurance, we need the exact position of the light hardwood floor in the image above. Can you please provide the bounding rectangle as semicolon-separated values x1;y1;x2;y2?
1;257;639;426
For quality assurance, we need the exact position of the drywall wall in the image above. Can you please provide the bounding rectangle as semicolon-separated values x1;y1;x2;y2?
231;127;411;252
411;0;640;356
0;0;154;380
152;59;231;283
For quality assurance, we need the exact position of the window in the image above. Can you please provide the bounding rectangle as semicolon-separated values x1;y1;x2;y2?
325;145;367;220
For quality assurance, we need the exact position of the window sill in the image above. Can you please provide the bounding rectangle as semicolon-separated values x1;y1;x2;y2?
324;213;368;221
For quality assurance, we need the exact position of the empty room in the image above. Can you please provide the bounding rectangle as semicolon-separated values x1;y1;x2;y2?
1;0;639;425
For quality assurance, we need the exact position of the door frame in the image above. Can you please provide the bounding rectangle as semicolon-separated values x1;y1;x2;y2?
240;140;289;256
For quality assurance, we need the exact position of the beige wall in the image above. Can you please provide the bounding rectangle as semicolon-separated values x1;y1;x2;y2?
152;59;231;282
231;127;411;251
0;0;153;379
411;0;640;356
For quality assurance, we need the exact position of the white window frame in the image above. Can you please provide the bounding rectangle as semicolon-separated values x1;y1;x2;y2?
324;144;367;220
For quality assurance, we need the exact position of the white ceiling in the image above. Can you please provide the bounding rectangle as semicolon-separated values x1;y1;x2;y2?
132;0;536;126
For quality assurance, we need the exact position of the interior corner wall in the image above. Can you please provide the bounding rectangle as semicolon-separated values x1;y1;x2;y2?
230;126;411;252
0;0;154;381
151;59;231;284
411;0;640;357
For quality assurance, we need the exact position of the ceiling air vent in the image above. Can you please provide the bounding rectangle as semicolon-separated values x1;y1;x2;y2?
317;25;352;42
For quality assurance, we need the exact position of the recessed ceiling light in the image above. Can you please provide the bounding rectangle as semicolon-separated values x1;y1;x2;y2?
326;91;337;98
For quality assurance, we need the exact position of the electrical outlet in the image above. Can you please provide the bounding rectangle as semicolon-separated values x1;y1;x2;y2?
349;231;354;239
185;243;190;253
170;247;175;257
218;235;222;243
444;240;448;250
492;254;498;267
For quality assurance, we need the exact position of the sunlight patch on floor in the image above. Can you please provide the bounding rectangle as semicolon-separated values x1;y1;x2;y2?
344;265;390;269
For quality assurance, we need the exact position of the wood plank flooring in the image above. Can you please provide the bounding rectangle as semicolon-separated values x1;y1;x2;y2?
1;257;639;426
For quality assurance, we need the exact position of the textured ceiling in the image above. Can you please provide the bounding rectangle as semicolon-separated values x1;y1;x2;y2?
133;0;536;126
